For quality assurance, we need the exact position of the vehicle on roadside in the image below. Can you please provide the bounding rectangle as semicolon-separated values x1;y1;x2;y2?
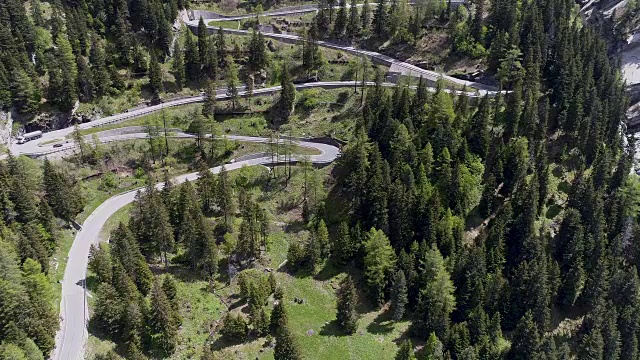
53;143;63;148
16;130;43;144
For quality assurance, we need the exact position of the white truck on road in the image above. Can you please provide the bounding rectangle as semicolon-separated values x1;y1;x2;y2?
16;130;43;144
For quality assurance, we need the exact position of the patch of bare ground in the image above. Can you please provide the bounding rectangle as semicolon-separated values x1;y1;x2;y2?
378;29;450;67
443;53;486;75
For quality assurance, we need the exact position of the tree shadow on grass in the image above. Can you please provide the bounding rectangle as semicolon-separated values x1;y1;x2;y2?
366;309;395;335
314;260;341;281
283;219;306;234
228;296;245;311
276;196;299;214
87;318;129;357
167;266;203;284
85;275;99;293
210;333;256;352
319;319;349;337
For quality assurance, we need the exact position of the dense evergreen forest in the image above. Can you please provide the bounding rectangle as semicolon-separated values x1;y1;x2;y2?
0;0;182;118
0;157;84;359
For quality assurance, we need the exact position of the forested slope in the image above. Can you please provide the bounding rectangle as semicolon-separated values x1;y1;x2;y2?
0;0;182;121
334;0;637;358
0;157;84;359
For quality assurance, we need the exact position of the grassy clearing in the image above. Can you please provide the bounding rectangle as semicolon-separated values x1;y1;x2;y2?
210;164;409;359
208;20;241;29
75;103;202;137
77;176;147;224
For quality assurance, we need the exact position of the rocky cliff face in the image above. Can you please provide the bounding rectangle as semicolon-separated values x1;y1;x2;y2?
0;111;12;149
581;0;640;85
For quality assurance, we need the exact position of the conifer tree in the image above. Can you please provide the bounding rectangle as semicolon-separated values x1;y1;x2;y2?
363;228;395;305
423;332;445;360
172;42;185;90
202;80;216;118
277;62;296;125
411;245;455;339
217;27;227;69
216;165;234;227
197;17;209;66
346;0;361;39
334;221;356;264
21;259;57;354
162;274;179;313
373;0;388;40
336;275;358;334
509;311;540;360
184;33;200;81
360;0;372;35
149;278;178;354
270;301;288;335
148;53;163;96
395;339;416;360
333;0;347;38
472;0;486;43
390;270;408;321
53;35;78;112
11;69;40;116
274;322;302;360
225;56;239;110
248;30;268;74
203;36;218;80
89;244;113;284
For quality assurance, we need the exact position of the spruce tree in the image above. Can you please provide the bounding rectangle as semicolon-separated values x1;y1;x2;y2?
333;0;347;38
395;339;416;360
184;33;200;81
270;301;288;335
149;278;178;354
346;0;361;39
172;42;185;90
360;0;372;35
216;165;234;227
21;259;57;354
202;80;216;118
390;270;408;321
148;53;163;96
372;0;388;40
274;322;302;360
336;275;358;334
247;30;268;74
197;17;209;66
509;311;540;360
162;274;179;313
225;56;239;110
335;221;356;264
217;27;227;69
277;62;296;125
411;245;455;339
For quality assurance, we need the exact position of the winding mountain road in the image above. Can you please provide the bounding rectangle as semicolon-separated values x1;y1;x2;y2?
13;80;484;158
51;134;338;360
183;5;500;94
